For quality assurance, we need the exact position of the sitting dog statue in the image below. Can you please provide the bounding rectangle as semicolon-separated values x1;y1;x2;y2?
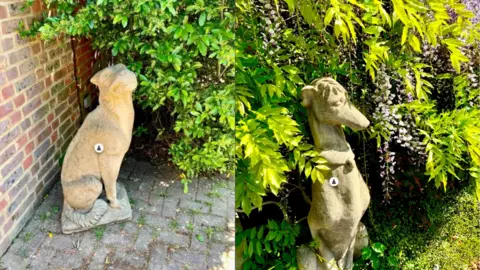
60;64;137;233
298;78;371;269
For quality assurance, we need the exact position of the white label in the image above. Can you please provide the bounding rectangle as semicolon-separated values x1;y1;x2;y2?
329;177;339;187
94;143;104;153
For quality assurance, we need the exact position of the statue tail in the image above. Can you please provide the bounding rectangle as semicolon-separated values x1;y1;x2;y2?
62;199;108;228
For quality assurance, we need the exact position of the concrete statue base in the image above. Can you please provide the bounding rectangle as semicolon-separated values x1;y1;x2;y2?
61;182;132;234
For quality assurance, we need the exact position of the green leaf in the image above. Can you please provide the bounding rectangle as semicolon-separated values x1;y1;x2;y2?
408;33;421;52
324;8;335;26
361;247;372;260
387;255;399;266
112;46;118;56
401;26;409;45
121;17;128;28
256;241;262;256
372;242;387;254
196;234;204;242
257;226;264;239
281;65;300;74
199;12;206;26
371;255;380;269
248;240;254;257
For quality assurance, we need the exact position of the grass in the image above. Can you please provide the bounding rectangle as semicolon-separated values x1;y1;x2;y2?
206;190;221;199
204;201;213;207
39;212;50;222
94;225;106;240
23;232;33;242
364;189;480;270
137;213;146;227
204;227;224;239
187;209;203;216
169;220;179;230
19;248;28;258
186;222;194;232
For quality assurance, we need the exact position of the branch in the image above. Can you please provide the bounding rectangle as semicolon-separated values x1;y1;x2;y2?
286;183;311;205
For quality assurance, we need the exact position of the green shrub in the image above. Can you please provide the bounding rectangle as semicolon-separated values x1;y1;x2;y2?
23;0;235;188
236;220;301;269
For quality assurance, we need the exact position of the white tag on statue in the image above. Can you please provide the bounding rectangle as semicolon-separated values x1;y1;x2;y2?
329;177;339;187
94;143;104;153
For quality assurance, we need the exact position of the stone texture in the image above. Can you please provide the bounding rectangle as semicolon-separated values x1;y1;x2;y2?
61;182;133;234
0;158;234;269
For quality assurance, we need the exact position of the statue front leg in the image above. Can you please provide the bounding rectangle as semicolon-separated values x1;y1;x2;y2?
99;155;123;209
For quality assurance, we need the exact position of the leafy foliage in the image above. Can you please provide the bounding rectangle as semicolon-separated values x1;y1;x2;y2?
236;220;301;269
354;242;400;269
236;0;479;268
23;0;235;188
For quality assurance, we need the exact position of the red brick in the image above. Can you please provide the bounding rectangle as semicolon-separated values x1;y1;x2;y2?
32;42;41;54
3;218;13;233
36;126;51;143
8;47;30;65
13;94;25;107
0;101;13;118
1;38;13;52
47;112;54;123
0;55;6;70
2;85;14;99
22;97;41;116
16;134;27;148
45;76;52;88
23;155;32;170
51;130;58;143
54;68;66;81
5;67;18;81
36;68;45;79
25;141;34;155
0;199;6;212
51;119;59;130
28;119;45;139
1;19;22;35
41;91;49;102
64;76;73;85
32;0;42;12
0;6;7;19
9;111;21;125
8;3;30;16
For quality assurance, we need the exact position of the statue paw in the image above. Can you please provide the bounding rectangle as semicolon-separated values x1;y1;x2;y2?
109;201;121;209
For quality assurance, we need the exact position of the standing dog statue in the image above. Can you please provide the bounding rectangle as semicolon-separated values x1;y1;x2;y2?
298;78;370;269
60;64;137;234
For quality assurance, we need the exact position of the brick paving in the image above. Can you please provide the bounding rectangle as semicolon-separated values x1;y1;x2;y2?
0;157;235;269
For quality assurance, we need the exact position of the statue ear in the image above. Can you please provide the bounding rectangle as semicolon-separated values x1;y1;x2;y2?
301;86;315;108
90;70;103;86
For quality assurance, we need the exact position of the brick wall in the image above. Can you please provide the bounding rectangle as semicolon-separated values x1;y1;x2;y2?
0;0;98;256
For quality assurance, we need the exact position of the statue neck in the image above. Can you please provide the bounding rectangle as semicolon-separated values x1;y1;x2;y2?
99;93;134;136
308;112;350;152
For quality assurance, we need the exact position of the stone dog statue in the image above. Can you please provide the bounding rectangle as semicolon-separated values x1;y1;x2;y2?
60;64;137;234
298;78;371;269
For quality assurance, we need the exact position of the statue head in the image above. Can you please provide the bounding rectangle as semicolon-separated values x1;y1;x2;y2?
91;64;138;94
301;77;369;130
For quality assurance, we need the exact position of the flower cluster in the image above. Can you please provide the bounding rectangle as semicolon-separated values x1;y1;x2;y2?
372;66;427;200
463;0;480;24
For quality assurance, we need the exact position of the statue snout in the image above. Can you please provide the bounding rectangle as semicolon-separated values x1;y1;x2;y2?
339;103;370;130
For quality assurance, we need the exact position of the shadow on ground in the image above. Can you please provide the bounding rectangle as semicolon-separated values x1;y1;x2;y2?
0;157;235;270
